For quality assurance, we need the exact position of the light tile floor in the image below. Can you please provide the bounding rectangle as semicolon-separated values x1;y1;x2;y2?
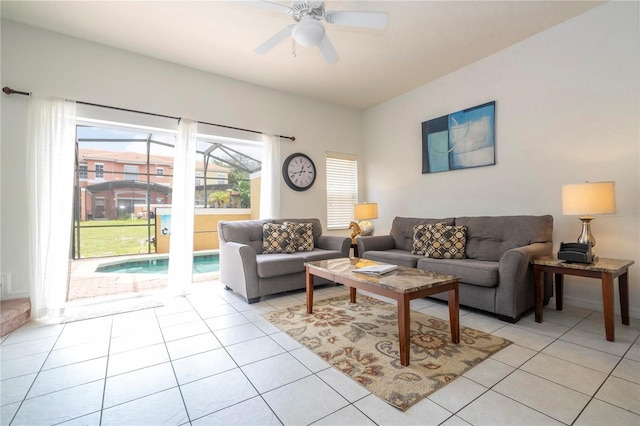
1;281;639;426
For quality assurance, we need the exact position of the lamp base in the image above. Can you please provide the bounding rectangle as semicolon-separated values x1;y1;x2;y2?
358;220;375;236
576;216;596;248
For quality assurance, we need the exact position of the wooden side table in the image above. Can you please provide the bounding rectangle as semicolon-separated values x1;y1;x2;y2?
531;256;634;342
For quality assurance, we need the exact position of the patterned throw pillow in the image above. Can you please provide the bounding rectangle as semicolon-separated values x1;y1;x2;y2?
286;222;315;252
424;223;467;259
412;224;432;255
263;223;296;254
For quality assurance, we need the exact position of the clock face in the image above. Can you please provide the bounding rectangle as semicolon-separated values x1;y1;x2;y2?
282;153;316;191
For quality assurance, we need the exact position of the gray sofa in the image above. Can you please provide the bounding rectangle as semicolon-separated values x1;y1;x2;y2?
356;215;554;322
218;218;351;303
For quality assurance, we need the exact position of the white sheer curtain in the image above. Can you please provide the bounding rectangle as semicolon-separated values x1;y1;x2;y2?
167;119;197;296
259;133;281;219
26;95;77;319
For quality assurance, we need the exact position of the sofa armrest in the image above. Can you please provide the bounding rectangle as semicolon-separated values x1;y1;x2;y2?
219;240;261;301
316;235;351;257
356;235;396;256
495;242;553;319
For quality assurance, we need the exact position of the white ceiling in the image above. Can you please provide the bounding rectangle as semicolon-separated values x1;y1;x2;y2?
1;1;604;110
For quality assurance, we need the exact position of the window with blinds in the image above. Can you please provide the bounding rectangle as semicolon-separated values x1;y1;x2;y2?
326;152;358;230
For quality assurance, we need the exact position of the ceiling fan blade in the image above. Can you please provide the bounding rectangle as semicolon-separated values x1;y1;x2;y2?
318;35;339;64
324;11;389;29
251;1;293;14
255;25;293;55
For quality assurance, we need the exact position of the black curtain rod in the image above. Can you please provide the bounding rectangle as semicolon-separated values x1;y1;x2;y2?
2;86;296;141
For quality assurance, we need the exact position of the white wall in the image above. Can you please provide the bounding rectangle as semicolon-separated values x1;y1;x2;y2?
363;2;640;317
0;20;363;299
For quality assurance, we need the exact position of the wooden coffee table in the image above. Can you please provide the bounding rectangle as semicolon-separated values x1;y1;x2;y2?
305;258;460;366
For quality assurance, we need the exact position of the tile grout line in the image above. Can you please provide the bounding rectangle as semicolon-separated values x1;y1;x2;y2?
97;315;114;425
153;300;194;425
7;321;67;426
478;332;575;425
486;306;638;425
180;292;289;425
240;287;359;425
310;368;378;425
583;360;640;416
3;285;637;425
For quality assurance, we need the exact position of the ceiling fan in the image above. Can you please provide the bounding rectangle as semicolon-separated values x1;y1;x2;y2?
254;1;389;64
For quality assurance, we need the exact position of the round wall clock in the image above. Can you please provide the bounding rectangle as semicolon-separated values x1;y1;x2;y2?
282;152;316;191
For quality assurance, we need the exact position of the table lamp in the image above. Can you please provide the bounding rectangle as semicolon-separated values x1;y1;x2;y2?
354;202;378;236
562;181;616;248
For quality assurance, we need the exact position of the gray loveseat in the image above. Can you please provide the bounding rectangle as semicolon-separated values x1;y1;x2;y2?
357;215;554;322
218;218;351;303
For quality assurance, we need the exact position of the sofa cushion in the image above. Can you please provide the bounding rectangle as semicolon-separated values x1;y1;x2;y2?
256;249;343;278
274;218;323;245
256;252;305;277
418;258;499;288
424;224;467;259
391;217;455;251
456;215;553;261
412;224;438;255
285;222;314;252
362;249;424;268
263;223;296;254
301;248;346;262
219;219;272;254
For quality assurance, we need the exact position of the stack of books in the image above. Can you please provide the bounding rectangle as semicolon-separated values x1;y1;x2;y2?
353;264;398;276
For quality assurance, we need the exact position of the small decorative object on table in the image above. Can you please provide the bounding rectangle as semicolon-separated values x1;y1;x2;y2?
557;242;594;264
349;221;361;242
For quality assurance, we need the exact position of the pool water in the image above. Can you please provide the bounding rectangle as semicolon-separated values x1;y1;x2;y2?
96;254;219;274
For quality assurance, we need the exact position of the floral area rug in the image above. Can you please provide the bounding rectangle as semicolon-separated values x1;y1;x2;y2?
264;295;510;411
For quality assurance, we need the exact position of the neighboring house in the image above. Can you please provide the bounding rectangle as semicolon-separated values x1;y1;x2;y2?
77;148;230;220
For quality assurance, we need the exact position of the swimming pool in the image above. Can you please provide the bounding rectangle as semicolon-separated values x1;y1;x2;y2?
95;253;219;274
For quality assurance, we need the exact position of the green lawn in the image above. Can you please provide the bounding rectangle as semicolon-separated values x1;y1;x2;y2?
75;219;156;258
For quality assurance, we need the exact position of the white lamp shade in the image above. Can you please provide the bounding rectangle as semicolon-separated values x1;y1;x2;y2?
354;203;378;220
562;181;616;215
292;17;325;47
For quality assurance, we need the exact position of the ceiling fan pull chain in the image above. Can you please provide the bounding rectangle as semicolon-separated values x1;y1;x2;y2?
292;38;297;58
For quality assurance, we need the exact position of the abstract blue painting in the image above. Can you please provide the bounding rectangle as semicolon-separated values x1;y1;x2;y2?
422;101;495;174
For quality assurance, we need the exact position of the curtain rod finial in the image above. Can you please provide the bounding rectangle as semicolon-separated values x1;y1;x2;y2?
2;87;29;96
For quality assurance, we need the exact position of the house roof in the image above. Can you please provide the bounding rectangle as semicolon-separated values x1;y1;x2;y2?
85;180;172;195
78;148;231;172
79;149;174;167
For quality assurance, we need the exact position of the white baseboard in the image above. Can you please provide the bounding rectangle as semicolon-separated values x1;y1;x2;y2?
0;273;30;300
1;292;30;301
561;295;640;320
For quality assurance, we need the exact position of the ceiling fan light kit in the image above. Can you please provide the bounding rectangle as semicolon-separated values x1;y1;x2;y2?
255;0;389;64
292;16;325;47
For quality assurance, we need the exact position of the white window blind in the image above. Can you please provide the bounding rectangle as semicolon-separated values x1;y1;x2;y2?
326;152;358;230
